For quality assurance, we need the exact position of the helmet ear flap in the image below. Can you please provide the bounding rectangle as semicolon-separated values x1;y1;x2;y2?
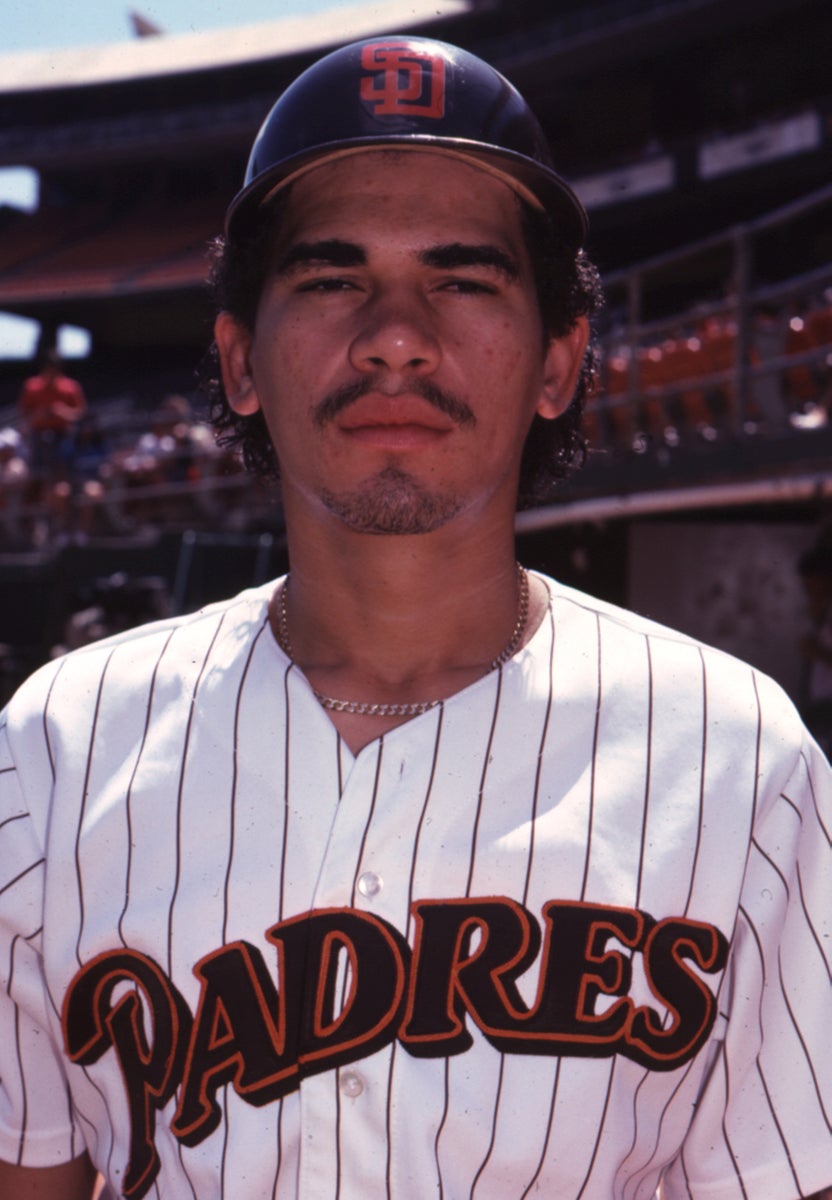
225;36;587;250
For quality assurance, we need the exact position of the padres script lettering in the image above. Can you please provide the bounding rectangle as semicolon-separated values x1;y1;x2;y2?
62;898;728;1200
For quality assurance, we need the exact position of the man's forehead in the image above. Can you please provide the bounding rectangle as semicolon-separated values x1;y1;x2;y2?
271;148;528;252
260;144;543;220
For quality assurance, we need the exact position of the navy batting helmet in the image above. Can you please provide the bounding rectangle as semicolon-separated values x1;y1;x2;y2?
225;36;588;247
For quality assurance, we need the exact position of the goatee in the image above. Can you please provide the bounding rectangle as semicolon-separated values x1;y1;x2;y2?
320;466;464;535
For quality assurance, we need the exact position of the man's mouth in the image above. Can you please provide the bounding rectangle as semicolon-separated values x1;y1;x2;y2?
337;394;457;433
337;396;456;449
313;378;476;431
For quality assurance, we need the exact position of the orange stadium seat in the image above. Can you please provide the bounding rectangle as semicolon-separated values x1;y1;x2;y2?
785;305;832;411
785;315;819;405
690;315;740;426
601;350;637;450
635;345;662;434
670;335;712;431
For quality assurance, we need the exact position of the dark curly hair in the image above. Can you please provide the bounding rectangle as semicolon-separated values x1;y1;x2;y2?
200;187;603;509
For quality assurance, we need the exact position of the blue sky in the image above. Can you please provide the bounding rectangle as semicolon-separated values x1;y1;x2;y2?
5;0;355;53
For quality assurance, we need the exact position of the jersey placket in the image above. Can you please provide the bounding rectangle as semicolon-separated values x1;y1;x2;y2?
295;716;443;1197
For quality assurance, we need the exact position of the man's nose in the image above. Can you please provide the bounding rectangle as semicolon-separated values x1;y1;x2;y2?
348;290;441;376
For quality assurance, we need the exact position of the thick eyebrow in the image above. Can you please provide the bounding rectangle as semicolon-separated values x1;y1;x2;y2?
274;238;520;280
419;243;520;280
276;239;366;275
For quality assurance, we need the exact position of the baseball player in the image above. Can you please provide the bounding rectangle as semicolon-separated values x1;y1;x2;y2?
1;36;830;1200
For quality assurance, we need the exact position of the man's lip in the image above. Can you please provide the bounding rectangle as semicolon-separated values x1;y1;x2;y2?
336;395;457;432
340;424;453;449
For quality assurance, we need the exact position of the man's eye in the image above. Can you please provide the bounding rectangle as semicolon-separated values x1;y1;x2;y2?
441;279;497;295
297;277;356;293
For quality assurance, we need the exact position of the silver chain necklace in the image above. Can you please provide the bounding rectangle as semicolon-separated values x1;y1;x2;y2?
274;564;529;717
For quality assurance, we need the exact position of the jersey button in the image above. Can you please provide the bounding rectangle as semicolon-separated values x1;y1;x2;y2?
357;871;383;898
340;1071;364;1098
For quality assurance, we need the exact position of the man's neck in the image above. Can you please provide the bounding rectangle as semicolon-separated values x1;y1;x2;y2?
271;514;544;753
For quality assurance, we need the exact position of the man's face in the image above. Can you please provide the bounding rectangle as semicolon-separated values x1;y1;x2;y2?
216;151;587;536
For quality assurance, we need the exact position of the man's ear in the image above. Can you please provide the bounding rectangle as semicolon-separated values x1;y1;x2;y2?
536;316;591;420
214;311;260;416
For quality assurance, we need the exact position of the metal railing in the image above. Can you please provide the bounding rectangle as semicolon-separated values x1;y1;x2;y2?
589;182;832;452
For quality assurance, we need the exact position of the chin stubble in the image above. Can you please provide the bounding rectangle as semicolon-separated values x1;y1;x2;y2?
320;465;464;535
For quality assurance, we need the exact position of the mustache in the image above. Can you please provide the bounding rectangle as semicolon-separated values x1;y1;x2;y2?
312;377;476;429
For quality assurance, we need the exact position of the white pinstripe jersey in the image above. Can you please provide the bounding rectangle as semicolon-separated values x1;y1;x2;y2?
0;574;830;1199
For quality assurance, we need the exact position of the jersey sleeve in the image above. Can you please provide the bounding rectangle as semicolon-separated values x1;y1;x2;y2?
664;707;832;1199
0;709;84;1167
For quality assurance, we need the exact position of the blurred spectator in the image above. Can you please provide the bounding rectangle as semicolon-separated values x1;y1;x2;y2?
2;379;263;549
109;394;228;527
70;416;115;541
17;349;87;484
130;394;200;483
